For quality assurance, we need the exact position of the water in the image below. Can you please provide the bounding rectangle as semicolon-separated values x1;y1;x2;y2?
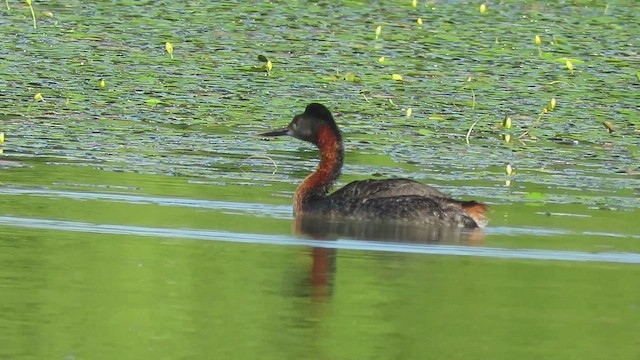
1;1;640;359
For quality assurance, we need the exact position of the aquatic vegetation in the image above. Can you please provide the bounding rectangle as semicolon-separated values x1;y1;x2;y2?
0;0;637;212
257;54;272;75
565;59;575;74
165;42;174;59
519;98;558;139
534;35;542;58
25;0;36;29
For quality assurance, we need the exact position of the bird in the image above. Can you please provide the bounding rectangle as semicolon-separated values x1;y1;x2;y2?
260;103;487;229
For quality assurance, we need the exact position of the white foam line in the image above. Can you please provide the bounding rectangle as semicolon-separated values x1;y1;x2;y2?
1;216;639;264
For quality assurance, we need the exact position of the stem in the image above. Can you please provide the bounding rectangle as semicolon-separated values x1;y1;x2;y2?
28;2;37;29
519;110;545;138
465;118;481;145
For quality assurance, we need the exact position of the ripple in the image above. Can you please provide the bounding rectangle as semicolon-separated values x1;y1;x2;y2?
1;216;639;264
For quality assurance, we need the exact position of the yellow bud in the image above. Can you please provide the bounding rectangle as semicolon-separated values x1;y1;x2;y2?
503;133;511;143
506;164;513;176
0;132;4;144
417;17;423;26
378;56;385;63
25;0;32;5
602;121;616;133
503;116;512;129
42;10;54;18
406;108;412;117
534;35;541;46
165;42;174;59
33;93;44;101
411;0;417;8
549;97;556;111
565;60;574;74
391;74;403;81
99;79;106;88
375;25;382;39
543;107;548;114
480;3;487;13
265;60;273;72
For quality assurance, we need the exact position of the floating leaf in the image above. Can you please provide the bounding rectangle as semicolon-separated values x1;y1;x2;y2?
418;128;433;136
145;98;163;105
343;73;360;82
391;73;403;81
525;192;547;200
258;54;269;63
42;10;53;18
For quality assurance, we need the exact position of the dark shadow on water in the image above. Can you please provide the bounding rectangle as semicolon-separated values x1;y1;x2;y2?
294;215;484;244
292;215;484;304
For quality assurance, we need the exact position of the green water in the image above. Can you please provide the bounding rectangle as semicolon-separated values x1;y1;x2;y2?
1;1;639;359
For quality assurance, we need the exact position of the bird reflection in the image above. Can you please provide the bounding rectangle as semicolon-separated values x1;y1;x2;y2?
294;215;484;303
295;215;484;244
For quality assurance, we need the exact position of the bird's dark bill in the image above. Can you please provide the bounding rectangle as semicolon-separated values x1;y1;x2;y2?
259;128;290;137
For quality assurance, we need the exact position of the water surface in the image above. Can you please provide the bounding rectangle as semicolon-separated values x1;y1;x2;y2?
1;1;639;359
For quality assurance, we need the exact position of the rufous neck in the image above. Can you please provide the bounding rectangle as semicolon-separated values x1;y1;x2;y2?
294;125;344;214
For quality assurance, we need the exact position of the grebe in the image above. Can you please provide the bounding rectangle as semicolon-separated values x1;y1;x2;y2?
260;103;487;228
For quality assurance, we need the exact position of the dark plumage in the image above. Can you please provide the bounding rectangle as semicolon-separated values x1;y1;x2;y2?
260;103;487;228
